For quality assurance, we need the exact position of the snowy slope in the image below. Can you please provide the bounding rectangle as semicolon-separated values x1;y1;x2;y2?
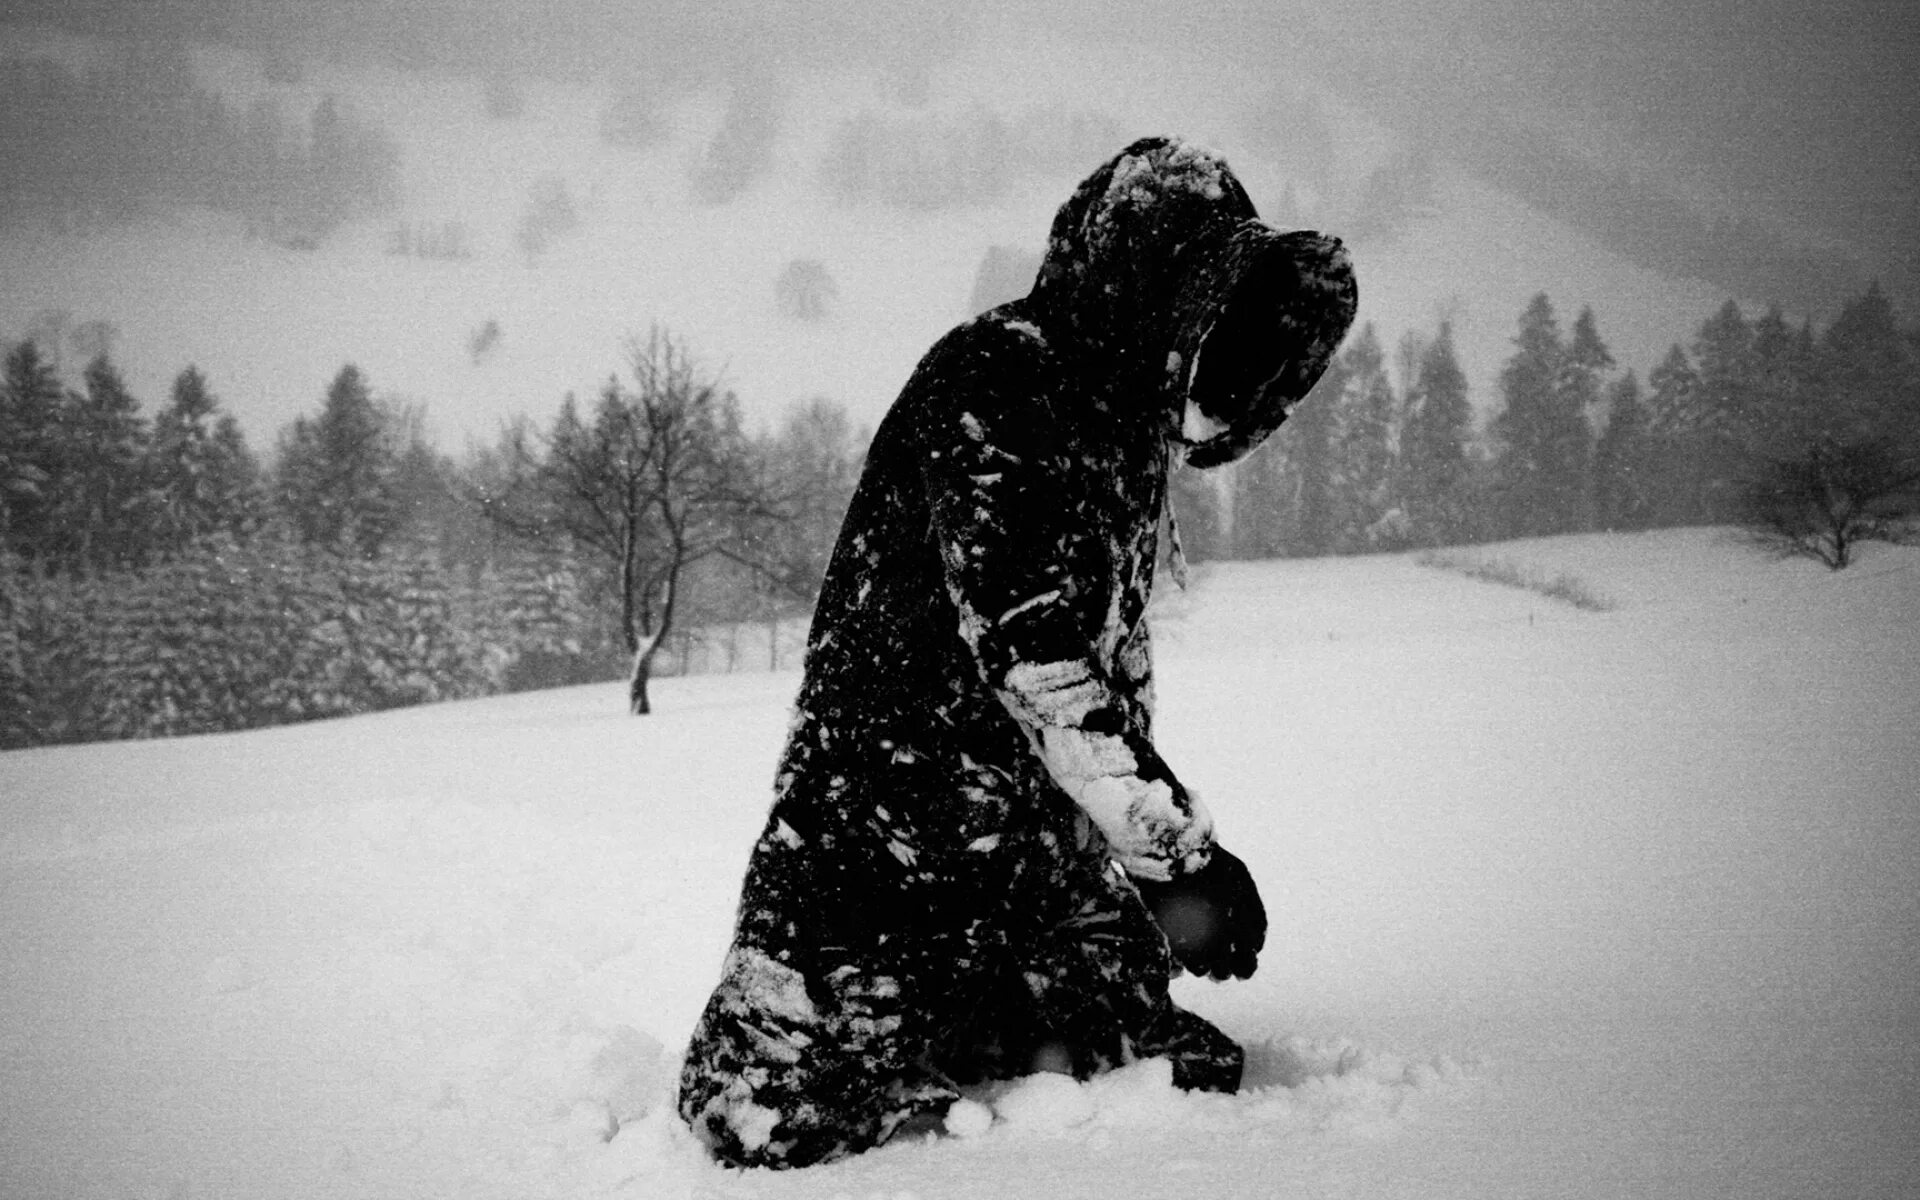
4;529;1918;1199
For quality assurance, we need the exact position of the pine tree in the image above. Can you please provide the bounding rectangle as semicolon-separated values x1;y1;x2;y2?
1642;343;1704;525
0;341;64;561
481;543;605;692
0;547;31;747
1399;321;1474;546
1236;350;1349;558
1561;307;1615;531
1820;281;1912;442
1227;436;1293;559
1491;294;1592;538
1285;352;1349;556
1593;372;1653;530
1687;299;1756;522
1746;305;1817;455
1328;324;1402;551
57;354;152;569
275;364;399;558
149;366;261;554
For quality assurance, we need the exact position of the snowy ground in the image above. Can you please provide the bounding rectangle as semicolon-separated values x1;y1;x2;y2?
4;528;1917;1199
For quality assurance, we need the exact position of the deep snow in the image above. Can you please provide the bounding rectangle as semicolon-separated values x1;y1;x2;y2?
3;528;1917;1199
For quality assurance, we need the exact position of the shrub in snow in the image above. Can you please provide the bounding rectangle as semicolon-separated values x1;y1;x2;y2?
1741;434;1920;570
1418;552;1616;612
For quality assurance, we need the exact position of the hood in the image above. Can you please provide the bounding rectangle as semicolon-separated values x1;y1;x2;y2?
1029;137;1358;468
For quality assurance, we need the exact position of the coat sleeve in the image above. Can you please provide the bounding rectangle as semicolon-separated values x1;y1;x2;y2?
917;332;1213;881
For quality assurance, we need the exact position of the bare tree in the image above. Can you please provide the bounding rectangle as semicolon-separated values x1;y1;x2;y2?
1741;434;1920;570
484;328;771;713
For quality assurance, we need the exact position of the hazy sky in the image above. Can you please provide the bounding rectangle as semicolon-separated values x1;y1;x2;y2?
4;0;1913;309
1070;0;1918;308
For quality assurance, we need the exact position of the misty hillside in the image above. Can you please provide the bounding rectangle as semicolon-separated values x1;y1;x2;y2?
0;14;1828;448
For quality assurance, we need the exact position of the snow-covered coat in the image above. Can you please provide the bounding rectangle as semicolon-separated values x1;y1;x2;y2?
679;137;1357;1169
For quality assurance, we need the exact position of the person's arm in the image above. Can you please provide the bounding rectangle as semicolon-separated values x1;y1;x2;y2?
917;332;1211;883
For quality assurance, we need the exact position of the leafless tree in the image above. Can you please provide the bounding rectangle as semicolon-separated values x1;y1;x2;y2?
483;328;772;713
1742;434;1920;570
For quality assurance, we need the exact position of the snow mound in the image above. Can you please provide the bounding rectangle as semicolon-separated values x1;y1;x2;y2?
990;1068;1099;1131
942;1097;994;1138
1241;1035;1472;1139
967;1039;1470;1147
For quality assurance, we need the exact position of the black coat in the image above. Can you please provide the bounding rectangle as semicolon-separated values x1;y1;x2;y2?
772;136;1356;890
679;137;1357;1169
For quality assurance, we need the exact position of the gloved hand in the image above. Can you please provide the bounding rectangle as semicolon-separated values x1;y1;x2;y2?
1133;845;1266;981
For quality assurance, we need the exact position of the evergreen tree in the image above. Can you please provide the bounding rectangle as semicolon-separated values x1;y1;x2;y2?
1287;352;1349;557
1642;343;1704;525
1491;293;1592;538
1820;281;1912;442
56;354;152;569
1747;304;1817;455
1593;371;1653;529
476;542;607;692
1687;299;1757;521
1399;321;1474;546
0;546;30;747
1561;307;1614;531
149;365;261;553
275;364;399;557
1227;436;1291;559
382;414;465;556
0;341;65;561
1328;324;1402;551
1236;351;1348;558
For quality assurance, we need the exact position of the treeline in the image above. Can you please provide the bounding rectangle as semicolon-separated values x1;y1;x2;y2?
0;332;864;748
1187;282;1918;568
5;283;1915;749
0;40;399;246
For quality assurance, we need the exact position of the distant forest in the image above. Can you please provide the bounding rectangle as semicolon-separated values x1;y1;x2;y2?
0;40;399;246
4;282;1915;749
0;36;1442;253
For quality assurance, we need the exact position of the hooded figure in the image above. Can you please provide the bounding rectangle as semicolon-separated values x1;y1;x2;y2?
678;137;1357;1169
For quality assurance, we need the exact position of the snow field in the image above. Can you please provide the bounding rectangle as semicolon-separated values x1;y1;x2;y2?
3;528;1916;1199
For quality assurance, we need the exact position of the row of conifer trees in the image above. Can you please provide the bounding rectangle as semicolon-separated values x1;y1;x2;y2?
0;352;614;749
4;281;1915;748
1192;281;1916;566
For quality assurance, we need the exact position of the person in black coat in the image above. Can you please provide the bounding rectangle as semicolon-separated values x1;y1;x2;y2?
678;136;1358;1169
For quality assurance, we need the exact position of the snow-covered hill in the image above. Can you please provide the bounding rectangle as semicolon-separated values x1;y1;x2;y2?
0;21;1737;451
4;528;1916;1199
